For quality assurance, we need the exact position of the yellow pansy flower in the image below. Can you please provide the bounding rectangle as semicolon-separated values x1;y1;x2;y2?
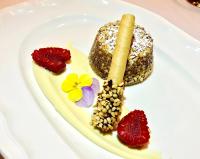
61;73;93;102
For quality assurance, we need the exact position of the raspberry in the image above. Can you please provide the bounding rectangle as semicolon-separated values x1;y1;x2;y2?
32;47;71;74
117;110;150;148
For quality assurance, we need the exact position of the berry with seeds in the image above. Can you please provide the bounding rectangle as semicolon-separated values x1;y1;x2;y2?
32;47;71;73
117;110;150;148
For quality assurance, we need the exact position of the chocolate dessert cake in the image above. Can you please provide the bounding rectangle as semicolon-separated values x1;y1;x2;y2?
89;21;153;86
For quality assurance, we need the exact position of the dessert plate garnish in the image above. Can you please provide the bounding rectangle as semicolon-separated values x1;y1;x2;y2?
117;110;150;148
32;43;161;159
61;73;100;107
30;12;159;159
32;47;71;74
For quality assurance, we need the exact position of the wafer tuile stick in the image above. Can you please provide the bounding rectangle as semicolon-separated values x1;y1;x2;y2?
108;14;135;84
91;14;135;132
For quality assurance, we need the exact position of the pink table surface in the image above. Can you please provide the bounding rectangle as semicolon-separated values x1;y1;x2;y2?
0;0;200;41
125;0;200;41
0;0;25;9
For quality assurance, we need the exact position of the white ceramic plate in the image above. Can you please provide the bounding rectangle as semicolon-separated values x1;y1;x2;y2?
0;0;200;159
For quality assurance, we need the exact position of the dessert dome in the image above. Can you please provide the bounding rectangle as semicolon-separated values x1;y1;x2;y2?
89;21;153;86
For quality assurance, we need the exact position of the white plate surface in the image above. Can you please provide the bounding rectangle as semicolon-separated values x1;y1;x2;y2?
0;0;200;159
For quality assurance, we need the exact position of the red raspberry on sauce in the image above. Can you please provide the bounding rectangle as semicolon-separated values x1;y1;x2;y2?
32;47;71;74
117;110;150;148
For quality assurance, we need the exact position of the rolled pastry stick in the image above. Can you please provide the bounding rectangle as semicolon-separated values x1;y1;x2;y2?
91;14;135;132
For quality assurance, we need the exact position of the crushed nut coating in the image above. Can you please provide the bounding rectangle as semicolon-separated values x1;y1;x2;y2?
91;80;124;132
89;21;153;86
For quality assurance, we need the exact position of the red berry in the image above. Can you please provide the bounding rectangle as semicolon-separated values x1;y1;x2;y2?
32;47;71;73
117;110;150;148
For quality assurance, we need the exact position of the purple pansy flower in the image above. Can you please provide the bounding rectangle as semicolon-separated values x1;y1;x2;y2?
76;78;100;107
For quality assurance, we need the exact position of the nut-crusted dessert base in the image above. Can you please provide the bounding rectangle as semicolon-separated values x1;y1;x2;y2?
91;80;124;132
89;22;153;86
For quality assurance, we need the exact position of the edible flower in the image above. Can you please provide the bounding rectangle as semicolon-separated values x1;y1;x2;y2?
61;73;100;107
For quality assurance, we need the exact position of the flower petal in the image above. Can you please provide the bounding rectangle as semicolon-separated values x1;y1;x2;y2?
76;86;94;107
91;78;100;94
61;73;78;92
79;74;92;87
68;87;83;102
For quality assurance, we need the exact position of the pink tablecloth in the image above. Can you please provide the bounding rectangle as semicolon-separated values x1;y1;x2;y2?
0;0;25;9
125;0;200;41
0;0;200;41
